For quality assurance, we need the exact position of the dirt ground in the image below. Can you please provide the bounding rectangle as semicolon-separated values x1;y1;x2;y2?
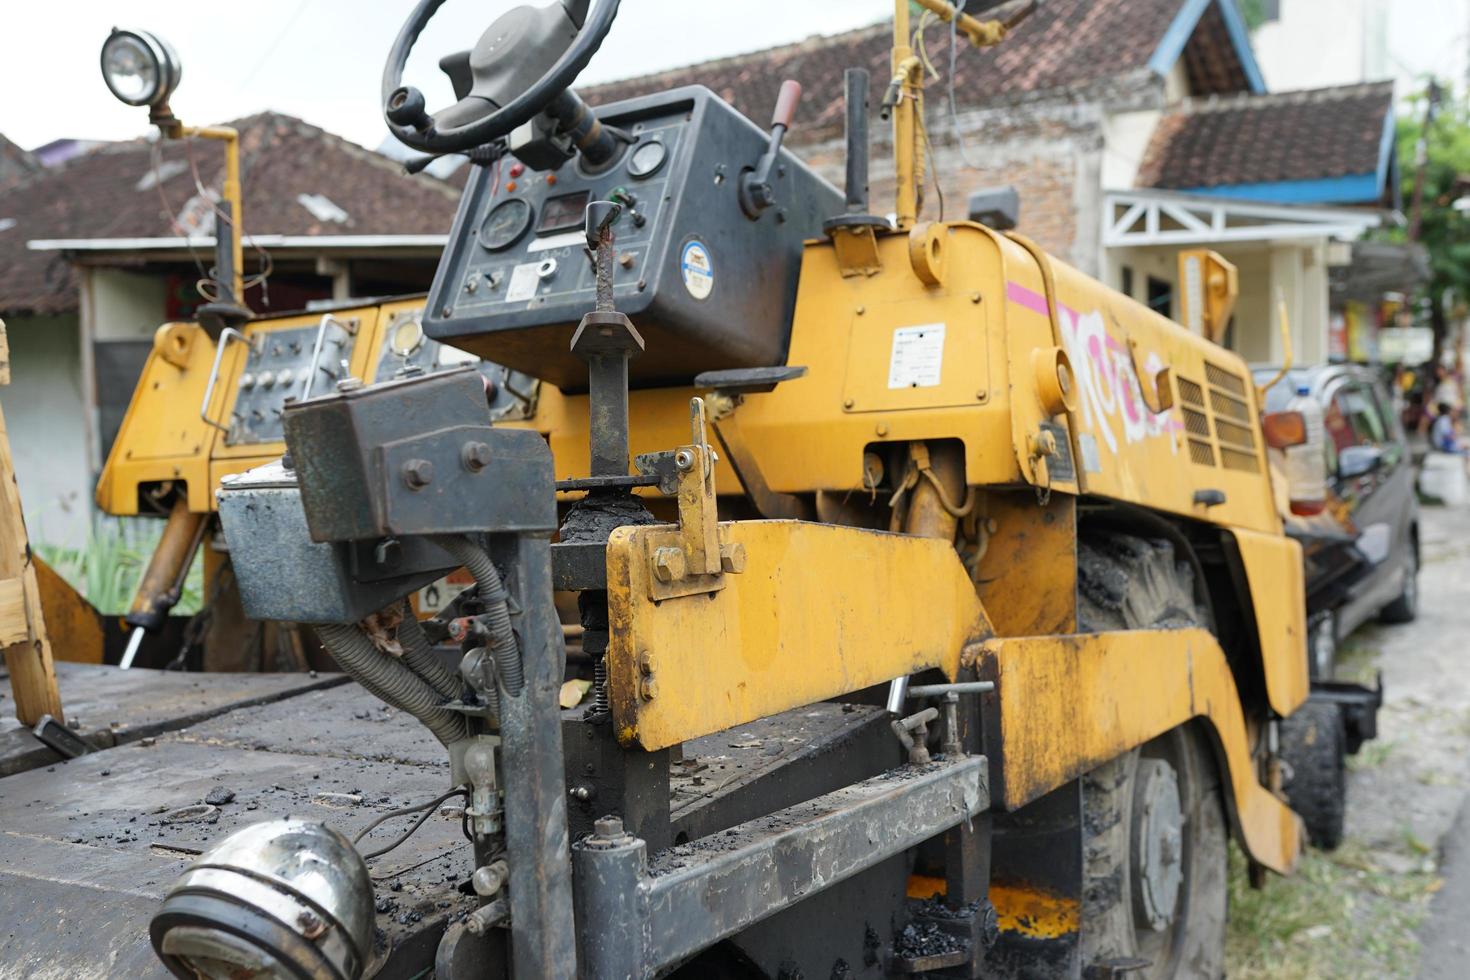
1226;501;1470;978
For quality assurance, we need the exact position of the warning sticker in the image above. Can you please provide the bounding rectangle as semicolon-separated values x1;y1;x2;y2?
887;323;946;389
1078;432;1102;474
506;261;540;303
680;240;714;300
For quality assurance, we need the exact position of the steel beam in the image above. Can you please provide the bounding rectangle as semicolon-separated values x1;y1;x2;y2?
573;755;988;978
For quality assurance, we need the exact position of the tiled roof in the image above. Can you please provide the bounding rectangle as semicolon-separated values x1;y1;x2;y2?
585;0;1252;142
0;112;461;316
0;134;40;193
1137;82;1396;194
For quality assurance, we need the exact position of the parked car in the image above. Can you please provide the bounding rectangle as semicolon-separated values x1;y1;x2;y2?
1255;364;1419;678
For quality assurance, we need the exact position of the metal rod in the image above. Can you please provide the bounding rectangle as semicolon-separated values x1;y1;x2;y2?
885;675;910;714
119;627;146;670
906;681;996;697
843;68;870;214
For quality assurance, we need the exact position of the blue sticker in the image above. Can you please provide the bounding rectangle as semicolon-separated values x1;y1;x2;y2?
680;240;714;300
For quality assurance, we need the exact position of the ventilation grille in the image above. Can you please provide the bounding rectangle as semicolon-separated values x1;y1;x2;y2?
1176;362;1262;474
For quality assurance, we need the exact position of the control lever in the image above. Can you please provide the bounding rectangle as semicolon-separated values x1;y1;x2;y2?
739;79;802;219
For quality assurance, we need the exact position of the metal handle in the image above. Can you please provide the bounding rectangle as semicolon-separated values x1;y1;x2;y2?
303;314;346;402
199;326;249;433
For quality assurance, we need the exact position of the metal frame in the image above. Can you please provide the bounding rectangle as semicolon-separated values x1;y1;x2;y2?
573;755;989;978
1102;190;1380;248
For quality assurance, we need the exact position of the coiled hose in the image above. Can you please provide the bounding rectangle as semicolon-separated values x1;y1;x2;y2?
315;623;470;747
397;601;463;701
434;535;524;696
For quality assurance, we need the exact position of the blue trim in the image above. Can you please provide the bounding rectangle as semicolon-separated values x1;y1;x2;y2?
1374;104;1398;191
1149;0;1267;95
1180;173;1383;204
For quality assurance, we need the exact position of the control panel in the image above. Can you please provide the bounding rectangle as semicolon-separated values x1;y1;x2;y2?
227;315;360;446
425;86;844;389
372;308;539;421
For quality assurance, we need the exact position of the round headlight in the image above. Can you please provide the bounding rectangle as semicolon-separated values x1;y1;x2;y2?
101;28;182;107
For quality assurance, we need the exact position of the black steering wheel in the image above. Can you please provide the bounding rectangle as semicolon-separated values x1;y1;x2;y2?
382;0;619;155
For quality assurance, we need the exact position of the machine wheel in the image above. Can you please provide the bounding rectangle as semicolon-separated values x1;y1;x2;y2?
1308;612;1336;681
1077;533;1228;979
1279;701;1346;851
1379;543;1419;624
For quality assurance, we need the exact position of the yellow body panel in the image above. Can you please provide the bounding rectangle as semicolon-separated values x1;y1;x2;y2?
968;628;1302;875
604;520;990;750
1231;526;1310;718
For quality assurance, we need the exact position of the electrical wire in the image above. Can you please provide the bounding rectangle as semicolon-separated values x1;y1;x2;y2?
354;786;469;860
184;137;275;303
947;0;988;172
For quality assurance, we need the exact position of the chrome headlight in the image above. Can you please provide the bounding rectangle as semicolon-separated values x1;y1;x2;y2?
101;28;182;108
150;819;374;980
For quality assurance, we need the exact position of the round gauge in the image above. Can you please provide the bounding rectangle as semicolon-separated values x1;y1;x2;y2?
479;198;533;251
390;317;425;357
627;139;667;179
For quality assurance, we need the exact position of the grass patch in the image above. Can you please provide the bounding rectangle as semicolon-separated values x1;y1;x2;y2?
1226;842;1439;979
35;517;203;616
1348;738;1395;772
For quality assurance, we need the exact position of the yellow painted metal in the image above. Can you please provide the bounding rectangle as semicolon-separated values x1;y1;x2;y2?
169;124;243;303
97;299;425;517
604;519;992;750
32;558;104;665
1177;249;1239;345
968;628;1303;875
95;322;222;515
1230;526;1310;718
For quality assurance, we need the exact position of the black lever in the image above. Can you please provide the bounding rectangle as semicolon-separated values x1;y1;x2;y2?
739;79;802;219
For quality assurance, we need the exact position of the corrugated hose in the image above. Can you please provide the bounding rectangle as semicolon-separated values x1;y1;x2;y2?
315;622;470;747
434;535;525;697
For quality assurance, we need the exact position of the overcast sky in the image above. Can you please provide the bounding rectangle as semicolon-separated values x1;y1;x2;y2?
4;1;894;152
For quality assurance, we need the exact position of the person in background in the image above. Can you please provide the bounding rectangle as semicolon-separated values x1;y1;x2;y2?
1432;365;1463;413
1431;402;1468;455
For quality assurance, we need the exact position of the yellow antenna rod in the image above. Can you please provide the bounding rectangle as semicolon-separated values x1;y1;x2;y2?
1256;292;1295;404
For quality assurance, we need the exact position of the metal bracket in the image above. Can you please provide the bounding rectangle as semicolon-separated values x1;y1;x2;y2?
302;314;359;400
634;397;745;600
198;326;249;432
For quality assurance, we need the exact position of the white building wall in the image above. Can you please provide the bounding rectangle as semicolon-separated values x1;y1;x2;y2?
4;314;93;550
1252;0;1469;94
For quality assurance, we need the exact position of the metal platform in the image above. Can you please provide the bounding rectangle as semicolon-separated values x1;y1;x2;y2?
0;666;903;978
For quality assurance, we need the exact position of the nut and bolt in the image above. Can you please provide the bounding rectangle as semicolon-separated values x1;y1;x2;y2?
719;542;747;574
652;547;687;582
640;676;658;701
402;458;434;489
593;815;625;840
674;449;695;471
569;784;593;802
461;441;493;472
335;376;363;392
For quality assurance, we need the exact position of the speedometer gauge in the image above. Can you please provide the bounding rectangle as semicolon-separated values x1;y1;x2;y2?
479;198;532;251
627;139;667;179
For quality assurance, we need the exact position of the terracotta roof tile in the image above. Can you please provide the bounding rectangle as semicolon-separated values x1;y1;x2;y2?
0;112;461;316
585;0;1244;142
1136;81;1396;195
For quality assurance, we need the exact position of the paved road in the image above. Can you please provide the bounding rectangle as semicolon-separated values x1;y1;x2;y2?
1344;500;1470;977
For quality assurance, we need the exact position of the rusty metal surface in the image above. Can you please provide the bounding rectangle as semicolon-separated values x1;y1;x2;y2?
0;662;345;776
0;681;477;978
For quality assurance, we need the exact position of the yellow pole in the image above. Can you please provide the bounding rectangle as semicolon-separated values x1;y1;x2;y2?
179;125;245;306
892;0;917;230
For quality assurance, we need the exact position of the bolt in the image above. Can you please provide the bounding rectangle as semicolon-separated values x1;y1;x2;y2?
970;291;982;303
652;547;687;582
843;398;855;409
640;676;658;701
856;305;866;315
719;542;747;574
374;538;403;567
569;784;593;802
402;458;434;490
593;815;625;840
876;423;889;437
461;441;493;472
674;449;694;471
336;376;363;392
471;860;509;897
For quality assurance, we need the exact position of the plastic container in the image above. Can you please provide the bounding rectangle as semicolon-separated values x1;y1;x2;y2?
1285;384;1327;515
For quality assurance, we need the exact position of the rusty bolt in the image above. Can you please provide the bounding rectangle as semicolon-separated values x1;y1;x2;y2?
402;458;434;489
640;676;658;701
719;542;747;574
652;547;686;582
461;441;493;472
593;815;625;840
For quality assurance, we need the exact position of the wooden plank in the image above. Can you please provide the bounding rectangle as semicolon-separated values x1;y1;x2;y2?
0;577;26;647
0;390;63;726
0;319;10;387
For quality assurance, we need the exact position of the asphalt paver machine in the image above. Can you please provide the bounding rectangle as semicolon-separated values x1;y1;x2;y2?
138;2;1354;977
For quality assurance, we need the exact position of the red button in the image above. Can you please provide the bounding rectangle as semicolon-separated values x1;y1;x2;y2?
509;163;525;178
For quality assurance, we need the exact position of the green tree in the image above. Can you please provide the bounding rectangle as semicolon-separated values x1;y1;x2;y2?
1387;84;1470;346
